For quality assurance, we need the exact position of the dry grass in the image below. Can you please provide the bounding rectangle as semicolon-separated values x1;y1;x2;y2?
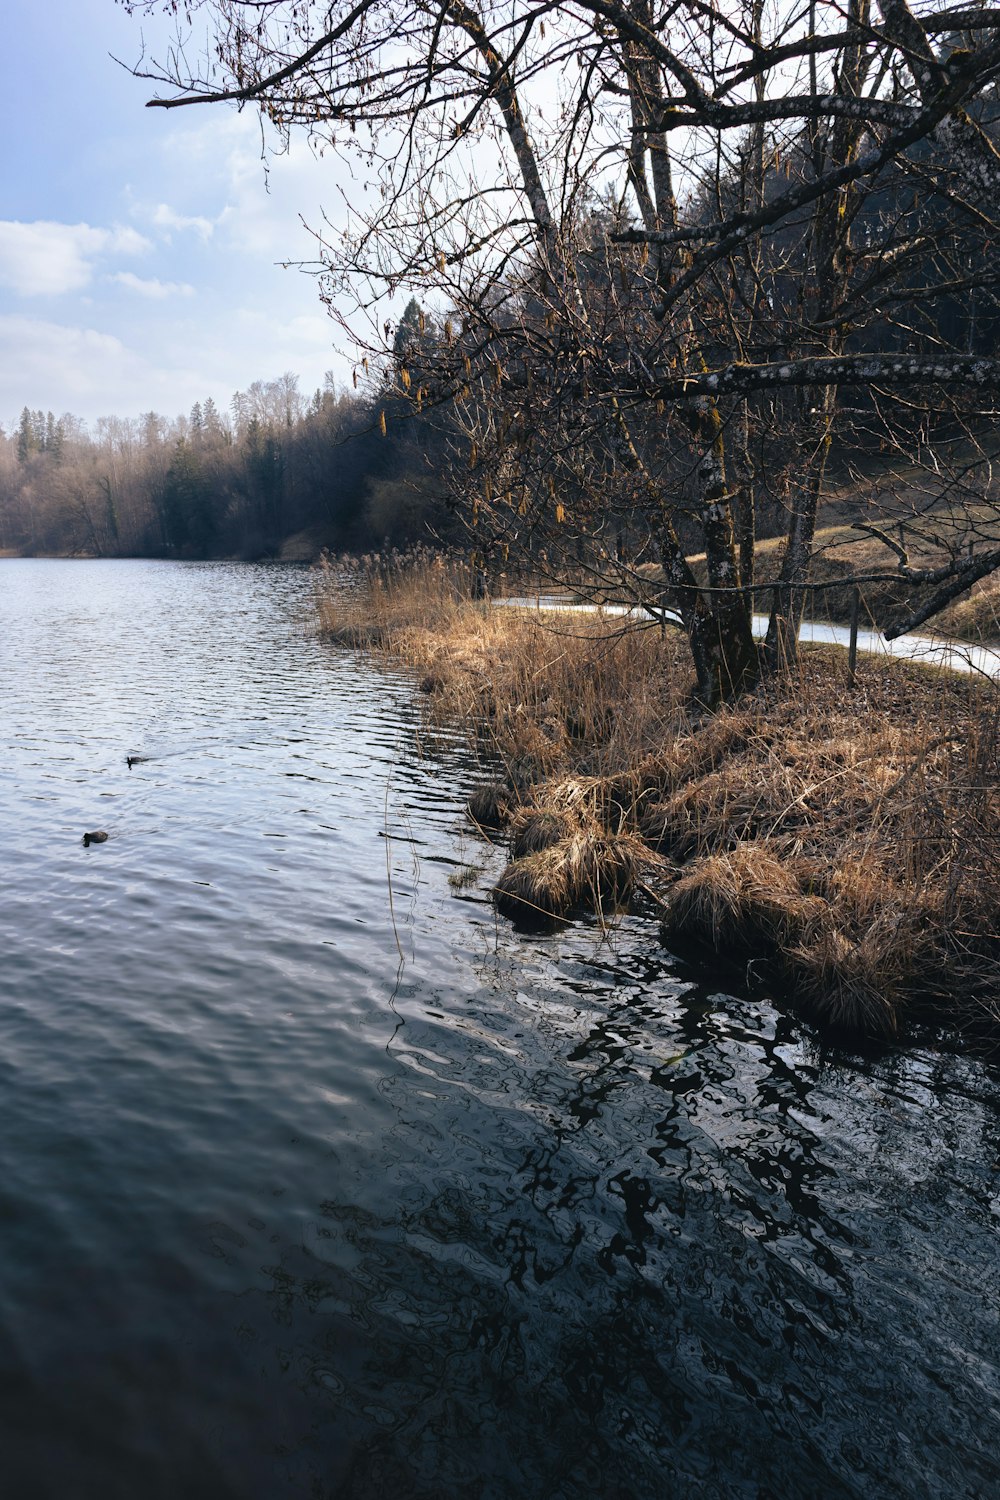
935;575;1000;644
320;557;1000;1048
494;831;656;927
786;921;918;1038
317;552;474;644
662;845;825;951
467;782;517;832
509;807;577;858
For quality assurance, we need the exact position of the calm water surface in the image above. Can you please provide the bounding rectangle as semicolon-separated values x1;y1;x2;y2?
1;558;999;1499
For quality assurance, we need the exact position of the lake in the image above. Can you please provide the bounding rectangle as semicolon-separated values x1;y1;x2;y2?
1;558;999;1499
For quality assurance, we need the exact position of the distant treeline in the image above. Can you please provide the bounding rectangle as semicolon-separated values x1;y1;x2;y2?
0;350;457;560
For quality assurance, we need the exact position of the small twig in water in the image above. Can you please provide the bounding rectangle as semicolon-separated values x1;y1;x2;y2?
384;777;405;965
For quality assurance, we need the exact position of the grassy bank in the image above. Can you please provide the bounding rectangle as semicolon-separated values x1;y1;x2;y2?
636;496;1000;644
626;539;1000;644
320;559;1000;1050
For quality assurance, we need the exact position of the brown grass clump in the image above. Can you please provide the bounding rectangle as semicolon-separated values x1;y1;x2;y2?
661;845;824;953
494;832;656;927
786;923;909;1038
525;771;641;831
509;807;577;858
658;841;969;1038
467;783;516;833
641;768;790;858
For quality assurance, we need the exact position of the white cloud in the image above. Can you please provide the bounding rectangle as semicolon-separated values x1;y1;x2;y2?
161;113;358;263
0;314;131;402
112;271;195;299
0;312;221;425
234;307;333;344
0;303;346;429
151;203;216;239
0;220;151;297
109;225;151;256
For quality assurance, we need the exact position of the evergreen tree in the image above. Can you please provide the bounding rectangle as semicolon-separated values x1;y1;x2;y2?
16;408;33;464
162;439;216;553
141;411;167;447
392;297;425;360
202;396;223;440
43;412;65;463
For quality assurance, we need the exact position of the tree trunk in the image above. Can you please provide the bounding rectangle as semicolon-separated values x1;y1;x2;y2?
765;0;869;669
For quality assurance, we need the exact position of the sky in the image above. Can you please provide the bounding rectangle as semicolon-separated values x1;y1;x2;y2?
0;0;362;430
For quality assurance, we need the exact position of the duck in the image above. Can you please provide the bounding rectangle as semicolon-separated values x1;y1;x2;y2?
82;831;109;846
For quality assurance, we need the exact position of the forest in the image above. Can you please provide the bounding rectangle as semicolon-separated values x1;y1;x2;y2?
0;339;458;561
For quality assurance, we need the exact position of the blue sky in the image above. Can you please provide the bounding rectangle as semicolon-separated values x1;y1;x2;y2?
1;0;358;429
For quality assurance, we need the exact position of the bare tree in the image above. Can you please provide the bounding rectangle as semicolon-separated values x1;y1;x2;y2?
122;0;1000;697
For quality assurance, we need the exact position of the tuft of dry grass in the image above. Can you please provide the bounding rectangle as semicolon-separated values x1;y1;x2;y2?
319;557;1000;1047
661;844;825;952
509;807;577;858
494;831;657;927
786;922;911;1038
467;782;516;832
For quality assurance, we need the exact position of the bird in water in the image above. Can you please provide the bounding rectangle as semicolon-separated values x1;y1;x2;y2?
82;831;109;846
126;755;149;769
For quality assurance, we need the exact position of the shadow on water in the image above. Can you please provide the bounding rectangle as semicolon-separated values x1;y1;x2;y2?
0;561;998;1499
199;930;1000;1500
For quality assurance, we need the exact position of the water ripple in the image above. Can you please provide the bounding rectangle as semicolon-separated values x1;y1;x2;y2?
0;560;999;1499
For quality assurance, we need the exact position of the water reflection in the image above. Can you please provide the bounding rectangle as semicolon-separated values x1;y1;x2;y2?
287;921;1000;1498
0;561;998;1499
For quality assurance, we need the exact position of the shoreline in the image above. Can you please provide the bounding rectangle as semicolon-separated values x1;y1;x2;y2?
320;562;1000;1052
500;592;1000;678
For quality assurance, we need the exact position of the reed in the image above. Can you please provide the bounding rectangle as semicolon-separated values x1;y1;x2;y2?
317;548;473;644
320;556;1000;1047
